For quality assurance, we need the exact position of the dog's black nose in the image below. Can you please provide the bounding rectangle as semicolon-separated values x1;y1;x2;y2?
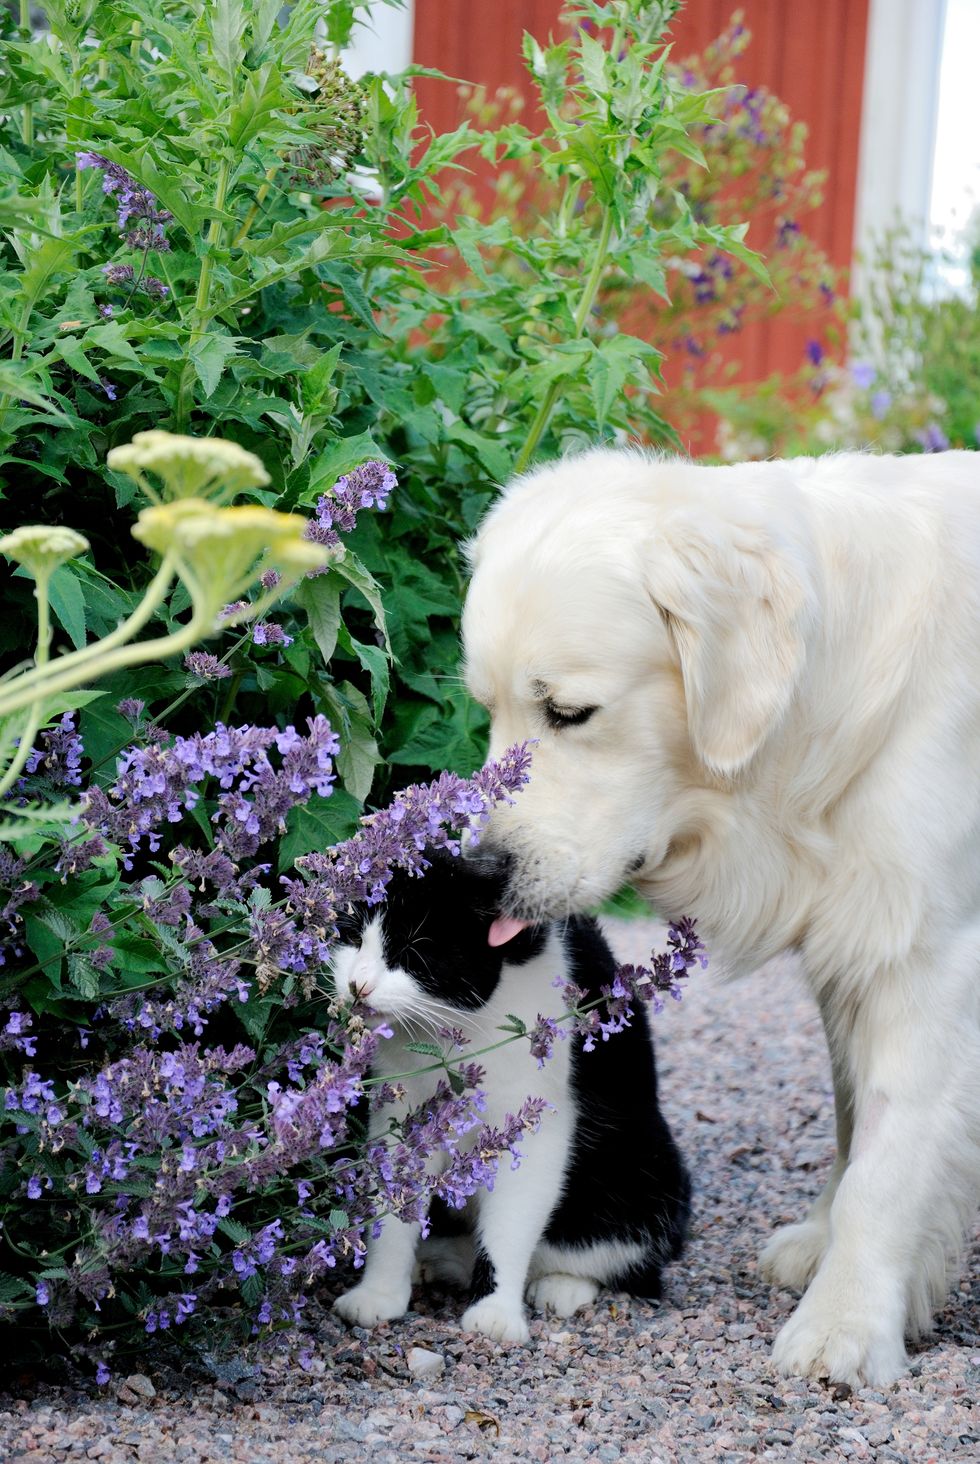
465;843;514;881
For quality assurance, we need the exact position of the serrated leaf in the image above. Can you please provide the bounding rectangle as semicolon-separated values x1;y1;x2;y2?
66;953;100;1000
218;1216;251;1244
190;334;241;398
404;1041;443;1058
0;1271;34;1303
54;335;101;385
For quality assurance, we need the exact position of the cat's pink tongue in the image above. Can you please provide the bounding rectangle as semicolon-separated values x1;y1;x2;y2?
488;915;531;948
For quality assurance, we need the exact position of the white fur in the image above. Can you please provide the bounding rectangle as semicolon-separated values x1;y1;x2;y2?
462;447;980;1385
332;923;580;1342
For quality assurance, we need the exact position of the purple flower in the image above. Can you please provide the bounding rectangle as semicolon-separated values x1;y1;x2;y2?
101;378;118;401
851;361;876;390
805;339;824;367
21;712;83;789
183;652;231;681
252;622;293;648
870;390;892;420
915;424;949;453
99;304;114;318
306;461;398;562
76;153;172;243
102;263;135;286
116;699;145;722
95;1361;111;1386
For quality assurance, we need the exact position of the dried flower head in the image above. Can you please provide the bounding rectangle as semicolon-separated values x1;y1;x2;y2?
107;431;270;502
131;500;329;620
0;525;89;581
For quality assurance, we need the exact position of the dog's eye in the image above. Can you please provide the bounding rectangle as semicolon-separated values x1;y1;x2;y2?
544;702;598;730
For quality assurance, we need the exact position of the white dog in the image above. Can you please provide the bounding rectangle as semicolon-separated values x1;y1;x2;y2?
461;447;980;1387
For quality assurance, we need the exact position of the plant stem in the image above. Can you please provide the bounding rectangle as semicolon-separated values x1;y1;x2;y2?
0;606;213;721
175;158;232;430
512;205;614;475
0;555;178;704
0;571;52;798
232;164;280;248
19;0;32;146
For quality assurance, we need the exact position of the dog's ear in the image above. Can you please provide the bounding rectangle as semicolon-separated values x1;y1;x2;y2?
645;507;815;776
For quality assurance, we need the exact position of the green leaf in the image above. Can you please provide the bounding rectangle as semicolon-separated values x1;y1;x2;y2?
190;334;241;398
341;629;390;725
211;0;248;90
294;575;341;667
404;1041;443;1059
303;434;394;501
84;319;142;367
47;564;87;650
331;551;389;648
54;335;101;385
319;680;379;802
218;1217;251;1245
278;788;362;873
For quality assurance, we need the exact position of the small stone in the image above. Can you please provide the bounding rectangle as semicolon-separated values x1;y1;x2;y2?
407;1348;445;1379
124;1375;155;1402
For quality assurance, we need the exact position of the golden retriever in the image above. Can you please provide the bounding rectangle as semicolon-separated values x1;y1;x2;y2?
461;447;980;1386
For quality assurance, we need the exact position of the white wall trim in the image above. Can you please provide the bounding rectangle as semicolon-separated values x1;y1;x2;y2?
852;0;947;276
343;0;415;78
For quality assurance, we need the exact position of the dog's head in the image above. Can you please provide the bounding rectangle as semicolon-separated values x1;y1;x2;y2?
461;449;818;921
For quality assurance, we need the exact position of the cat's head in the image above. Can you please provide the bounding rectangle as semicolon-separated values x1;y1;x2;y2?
329;848;547;1019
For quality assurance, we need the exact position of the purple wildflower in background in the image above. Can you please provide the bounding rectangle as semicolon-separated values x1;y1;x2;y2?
76;153;172;244
776;218;800;248
116;699;145;723
306;461;397;555
102;263;134;286
1;1010;36;1057
183;652;231;681
252;622;293;648
100;379;118;401
871;389;892;419
95;1362;111;1386
22;713;84;789
915;423;950;453
805;339;824;367
851;360;876;390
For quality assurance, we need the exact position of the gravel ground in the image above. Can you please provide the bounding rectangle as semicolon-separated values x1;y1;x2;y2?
1;923;977;1463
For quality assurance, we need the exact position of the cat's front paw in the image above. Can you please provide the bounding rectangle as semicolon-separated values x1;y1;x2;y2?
526;1272;598;1317
461;1295;530;1344
333;1282;409;1328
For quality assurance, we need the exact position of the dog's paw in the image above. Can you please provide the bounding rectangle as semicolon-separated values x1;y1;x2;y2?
414;1235;474;1290
526;1272;598;1317
759;1220;830;1293
461;1295;530;1344
333;1283;408;1328
771;1288;907;1387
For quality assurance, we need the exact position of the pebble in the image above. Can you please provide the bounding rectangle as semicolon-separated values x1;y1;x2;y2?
0;944;975;1463
406;1348;445;1380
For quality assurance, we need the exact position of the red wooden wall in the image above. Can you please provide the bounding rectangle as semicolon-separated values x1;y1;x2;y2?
411;0;872;448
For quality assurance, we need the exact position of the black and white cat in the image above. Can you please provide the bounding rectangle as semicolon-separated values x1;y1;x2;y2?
330;849;690;1343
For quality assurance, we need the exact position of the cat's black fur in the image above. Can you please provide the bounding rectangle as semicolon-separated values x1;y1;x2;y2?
337;849;691;1311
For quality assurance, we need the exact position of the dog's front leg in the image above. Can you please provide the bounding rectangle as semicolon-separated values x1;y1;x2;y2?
771;953;979;1387
760;986;855;1291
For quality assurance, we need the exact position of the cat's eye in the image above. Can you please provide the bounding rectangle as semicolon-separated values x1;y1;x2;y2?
543;702;598;730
